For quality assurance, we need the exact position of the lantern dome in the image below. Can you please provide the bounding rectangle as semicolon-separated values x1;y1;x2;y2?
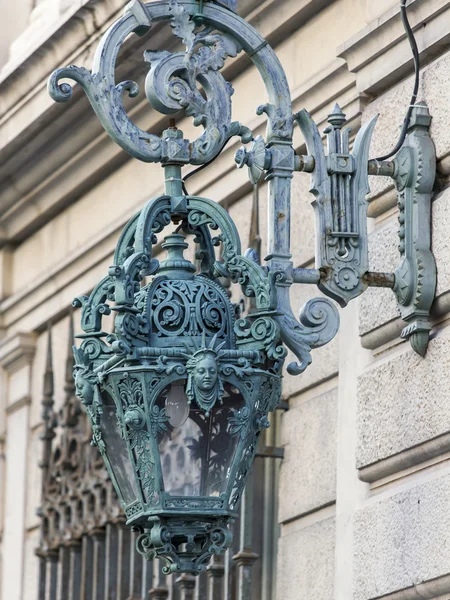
145;234;236;353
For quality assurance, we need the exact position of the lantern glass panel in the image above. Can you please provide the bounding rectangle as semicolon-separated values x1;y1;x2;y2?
157;382;245;497
100;391;139;504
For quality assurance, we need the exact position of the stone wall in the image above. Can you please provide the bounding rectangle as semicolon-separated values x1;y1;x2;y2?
278;1;450;599
341;39;450;599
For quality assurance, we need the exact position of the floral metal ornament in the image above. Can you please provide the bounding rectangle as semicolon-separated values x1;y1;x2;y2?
48;0;435;576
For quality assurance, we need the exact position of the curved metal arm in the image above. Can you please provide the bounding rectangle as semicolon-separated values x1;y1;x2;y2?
48;1;293;165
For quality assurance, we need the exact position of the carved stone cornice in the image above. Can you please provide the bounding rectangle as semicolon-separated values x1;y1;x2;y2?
0;331;36;372
338;0;450;95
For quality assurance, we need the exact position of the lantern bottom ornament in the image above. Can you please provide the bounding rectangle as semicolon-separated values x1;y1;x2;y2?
73;188;284;573
135;517;232;574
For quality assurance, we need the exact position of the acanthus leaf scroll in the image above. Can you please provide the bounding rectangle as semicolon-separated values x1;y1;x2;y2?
48;0;252;166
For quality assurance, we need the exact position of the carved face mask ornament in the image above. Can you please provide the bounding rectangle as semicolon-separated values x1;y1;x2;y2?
74;370;94;405
73;349;97;406
186;347;224;415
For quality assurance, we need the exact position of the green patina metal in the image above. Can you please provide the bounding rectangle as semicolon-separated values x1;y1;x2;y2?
47;0;437;575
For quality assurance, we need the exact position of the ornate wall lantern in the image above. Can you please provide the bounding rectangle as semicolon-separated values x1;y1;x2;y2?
48;0;436;575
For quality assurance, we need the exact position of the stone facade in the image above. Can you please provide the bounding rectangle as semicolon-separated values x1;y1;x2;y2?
1;1;450;599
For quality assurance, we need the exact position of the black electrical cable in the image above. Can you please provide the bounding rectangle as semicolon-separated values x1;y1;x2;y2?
182;136;236;195
373;0;420;162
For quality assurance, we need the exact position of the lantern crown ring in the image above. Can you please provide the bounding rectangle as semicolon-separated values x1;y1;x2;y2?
48;0;437;574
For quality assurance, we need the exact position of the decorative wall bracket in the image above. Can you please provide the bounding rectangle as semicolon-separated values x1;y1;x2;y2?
294;104;377;307
236;101;437;356
374;102;436;356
